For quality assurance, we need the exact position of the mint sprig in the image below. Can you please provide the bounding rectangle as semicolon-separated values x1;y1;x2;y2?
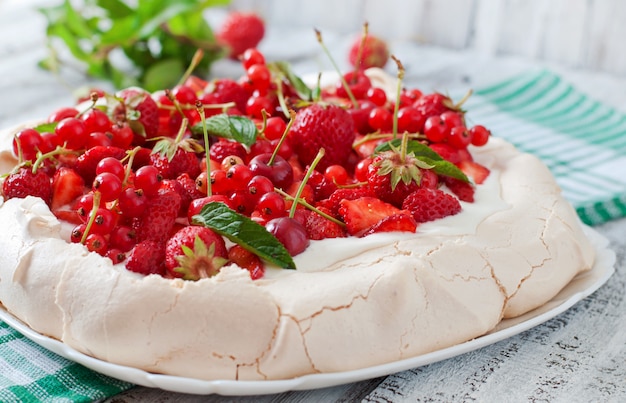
39;0;230;91
193;202;296;270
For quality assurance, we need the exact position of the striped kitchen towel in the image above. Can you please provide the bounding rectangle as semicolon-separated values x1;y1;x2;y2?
0;321;132;402
464;69;626;225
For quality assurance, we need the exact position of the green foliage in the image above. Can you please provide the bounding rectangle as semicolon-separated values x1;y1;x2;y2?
39;0;231;91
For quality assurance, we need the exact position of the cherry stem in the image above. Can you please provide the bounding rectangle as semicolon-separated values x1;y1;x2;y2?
274;78;292;120
196;100;212;196
122;146;142;186
76;91;100;118
173;117;189;144
81;190;102;244
391;55;404;140
177;49;204;88
456;88;473;109
315;29;359;109
166;89;187;118
289;148;325;218
268;109;296;166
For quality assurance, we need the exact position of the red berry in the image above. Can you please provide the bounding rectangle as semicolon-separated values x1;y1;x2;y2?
265;217;309;256
469;125;490;146
12;128;42;161
423;115;448;143
447;126;472;149
125;240;166;276
165;226;227;279
241;48;266;70
348;34;390;69
218;12;265;59
228;245;264;280
402;187;462;223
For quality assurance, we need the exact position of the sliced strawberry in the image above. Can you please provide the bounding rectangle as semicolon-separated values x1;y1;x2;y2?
228;244;264;280
302;207;347;240
325;187;375;216
444;177;475;203
338;196;402;236
360;213;417;237
125;240;166;276
51;167;85;210
458;160;490;185
403;187;462;222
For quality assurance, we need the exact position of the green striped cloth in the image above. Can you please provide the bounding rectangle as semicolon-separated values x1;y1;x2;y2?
465;69;626;225
1;69;624;401
0;321;133;401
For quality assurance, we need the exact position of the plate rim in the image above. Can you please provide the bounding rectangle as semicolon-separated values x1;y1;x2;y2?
0;225;615;396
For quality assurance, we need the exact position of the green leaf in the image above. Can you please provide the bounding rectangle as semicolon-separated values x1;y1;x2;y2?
420;157;468;182
142;58;184;92
193;202;296;270
33;122;58;133
191;114;258;147
269;61;313;101
96;0;134;19
375;139;444;160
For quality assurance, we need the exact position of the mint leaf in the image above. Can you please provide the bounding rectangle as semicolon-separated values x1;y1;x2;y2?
191;114;258;147
375;139;468;182
193;202;296;270
33;122;58;133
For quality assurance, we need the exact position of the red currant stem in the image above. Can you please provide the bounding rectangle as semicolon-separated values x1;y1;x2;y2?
315;29;359;108
336;180;368;189
196;100;212;196
268;109;296;166
176;49;204;88
76;91;100;118
353;22;369;77
80;191;102;245
157;101;236;111
258;109;270;140
455;88;473;110
275;189;345;227
31;146;74;174
122;146;142;186
391;55;405;140
288;147;325;218
173;117;189;144
13;136;24;164
274;78;291;120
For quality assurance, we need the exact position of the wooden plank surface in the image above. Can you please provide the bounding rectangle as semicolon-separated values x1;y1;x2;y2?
0;1;625;402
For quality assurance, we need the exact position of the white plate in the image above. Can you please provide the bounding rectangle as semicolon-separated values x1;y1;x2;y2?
0;226;615;396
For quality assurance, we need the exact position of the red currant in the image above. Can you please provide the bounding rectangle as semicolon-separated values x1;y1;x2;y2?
469;125;490;146
12;128;42;161
368;107;393;132
366;87;387;106
246;64;271;93
134;165;162;197
93;172;123;202
96;157;126;181
257;191;286;220
55;117;88;150
241;48;266;70
81;108;112;134
423;115;448;143
397;106;425;133
447;126;472;149
324;164;349;186
263;116;287;141
118;187;147;218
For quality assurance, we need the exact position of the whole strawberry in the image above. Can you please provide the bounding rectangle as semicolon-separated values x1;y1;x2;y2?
115;88;160;140
218;12;265;59
165;226;228;280
2;167;52;205
133;189;181;244
288;104;356;172
402;187;461;223
348;34;390;69
150;147;201;180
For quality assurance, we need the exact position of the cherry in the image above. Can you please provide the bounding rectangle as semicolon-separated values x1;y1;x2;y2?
265;217;309;256
347;100;375;135
248;153;294;189
337;70;371;100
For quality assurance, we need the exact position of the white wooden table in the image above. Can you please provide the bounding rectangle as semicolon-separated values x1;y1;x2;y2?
1;1;625;402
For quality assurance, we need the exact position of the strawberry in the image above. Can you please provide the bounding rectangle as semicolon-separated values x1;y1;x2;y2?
75;146;126;183
2;167;52;205
150;147;201;180
51;167;85;210
444;177;475;203
209;140;248;164
348;34;390;69
165;226;228;280
402;187;462;223
116;88;160;140
288;104;356;172
366;151;433;208
325;187;375;216
458;160;490;185
133;189;181;244
338;196;407;236
302;207;347;240
125;240;166;276
217;12;265;59
413;93;456;121
360;213;417;237
203;79;251;113
228;244;264;280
